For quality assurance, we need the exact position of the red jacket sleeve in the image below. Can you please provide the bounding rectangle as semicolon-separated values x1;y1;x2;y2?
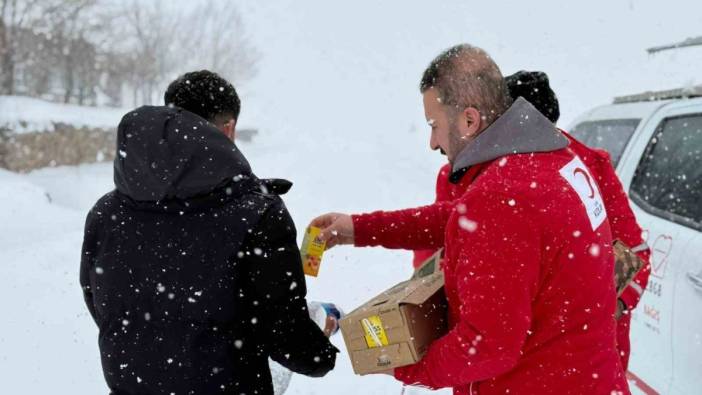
591;150;651;309
394;191;540;388
352;201;455;251
413;164;454;267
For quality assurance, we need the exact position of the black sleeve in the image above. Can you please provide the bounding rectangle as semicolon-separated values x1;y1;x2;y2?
79;209;99;324
241;196;338;377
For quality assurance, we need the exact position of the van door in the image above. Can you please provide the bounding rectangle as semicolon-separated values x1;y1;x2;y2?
647;112;702;395
670;233;702;395
616;106;702;394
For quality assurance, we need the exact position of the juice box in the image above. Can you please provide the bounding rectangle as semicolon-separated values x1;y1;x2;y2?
301;226;326;277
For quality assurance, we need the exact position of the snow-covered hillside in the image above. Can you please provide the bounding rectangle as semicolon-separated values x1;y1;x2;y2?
0;96;125;133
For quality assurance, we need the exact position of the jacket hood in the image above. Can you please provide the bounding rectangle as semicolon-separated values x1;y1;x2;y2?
113;106;254;201
450;97;569;182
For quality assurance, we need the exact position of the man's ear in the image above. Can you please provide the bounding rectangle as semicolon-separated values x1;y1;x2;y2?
461;107;482;138
223;120;237;141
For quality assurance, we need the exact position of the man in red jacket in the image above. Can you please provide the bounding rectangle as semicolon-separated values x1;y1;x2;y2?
412;71;651;371
311;44;630;394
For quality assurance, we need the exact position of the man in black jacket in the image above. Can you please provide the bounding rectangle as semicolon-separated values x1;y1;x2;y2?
80;70;337;395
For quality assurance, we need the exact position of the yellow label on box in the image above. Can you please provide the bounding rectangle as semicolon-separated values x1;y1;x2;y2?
361;315;389;348
301;226;326;277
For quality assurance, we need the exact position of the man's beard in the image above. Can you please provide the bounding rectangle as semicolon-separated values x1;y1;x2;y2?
447;119;469;164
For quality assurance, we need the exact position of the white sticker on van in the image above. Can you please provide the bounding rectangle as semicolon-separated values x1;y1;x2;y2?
559;156;607;230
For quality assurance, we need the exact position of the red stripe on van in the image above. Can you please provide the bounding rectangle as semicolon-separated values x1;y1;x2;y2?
627;371;660;395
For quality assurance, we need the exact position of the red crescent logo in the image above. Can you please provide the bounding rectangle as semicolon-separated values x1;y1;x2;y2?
573;167;595;198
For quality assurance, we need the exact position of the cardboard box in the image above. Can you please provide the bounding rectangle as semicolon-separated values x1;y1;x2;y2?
613;239;646;296
339;250;448;375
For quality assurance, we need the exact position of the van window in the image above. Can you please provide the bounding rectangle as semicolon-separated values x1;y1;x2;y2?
570;119;640;166
630;114;702;230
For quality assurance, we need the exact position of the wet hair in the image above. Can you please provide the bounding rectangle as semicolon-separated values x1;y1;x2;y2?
420;44;512;125
164;70;241;123
505;70;560;123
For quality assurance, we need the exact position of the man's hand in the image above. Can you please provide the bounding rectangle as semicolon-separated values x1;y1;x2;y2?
322;315;338;338
308;212;354;249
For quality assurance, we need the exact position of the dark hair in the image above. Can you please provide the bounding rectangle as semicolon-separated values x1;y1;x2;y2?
164;70;241;123
420;44;511;125
505;70;560;123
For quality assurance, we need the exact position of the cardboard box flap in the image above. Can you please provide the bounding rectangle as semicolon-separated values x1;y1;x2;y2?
412;248;443;279
401;272;444;306
347;277;428;316
362;280;415;307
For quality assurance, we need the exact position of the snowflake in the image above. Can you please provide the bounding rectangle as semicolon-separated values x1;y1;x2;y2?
458;217;477;232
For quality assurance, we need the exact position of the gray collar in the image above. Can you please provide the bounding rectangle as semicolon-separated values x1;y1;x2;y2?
450;97;569;181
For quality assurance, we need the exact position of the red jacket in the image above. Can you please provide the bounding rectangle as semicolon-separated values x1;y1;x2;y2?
412;131;651;370
352;98;630;395
562;133;651;370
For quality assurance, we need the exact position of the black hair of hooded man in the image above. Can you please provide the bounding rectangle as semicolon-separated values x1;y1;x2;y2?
80;70;337;395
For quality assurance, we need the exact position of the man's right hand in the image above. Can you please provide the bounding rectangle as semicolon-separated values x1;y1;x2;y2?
308;213;354;249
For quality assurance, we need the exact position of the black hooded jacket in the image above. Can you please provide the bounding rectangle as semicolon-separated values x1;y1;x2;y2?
80;106;337;395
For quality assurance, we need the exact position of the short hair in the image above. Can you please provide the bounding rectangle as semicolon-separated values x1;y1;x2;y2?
505;70;560;123
420;44;511;125
164;70;241;123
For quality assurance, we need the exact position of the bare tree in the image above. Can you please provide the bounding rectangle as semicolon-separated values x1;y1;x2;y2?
181;0;259;85
38;0;98;103
1;0;258;107
0;0;45;94
106;0;184;105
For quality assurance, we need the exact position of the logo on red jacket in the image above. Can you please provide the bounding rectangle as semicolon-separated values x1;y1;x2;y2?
559;155;607;230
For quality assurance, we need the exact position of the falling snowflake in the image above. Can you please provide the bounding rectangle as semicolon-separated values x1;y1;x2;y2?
458;217;477;232
589;244;601;257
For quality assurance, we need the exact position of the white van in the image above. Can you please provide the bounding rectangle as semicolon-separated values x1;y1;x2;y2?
569;87;702;395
